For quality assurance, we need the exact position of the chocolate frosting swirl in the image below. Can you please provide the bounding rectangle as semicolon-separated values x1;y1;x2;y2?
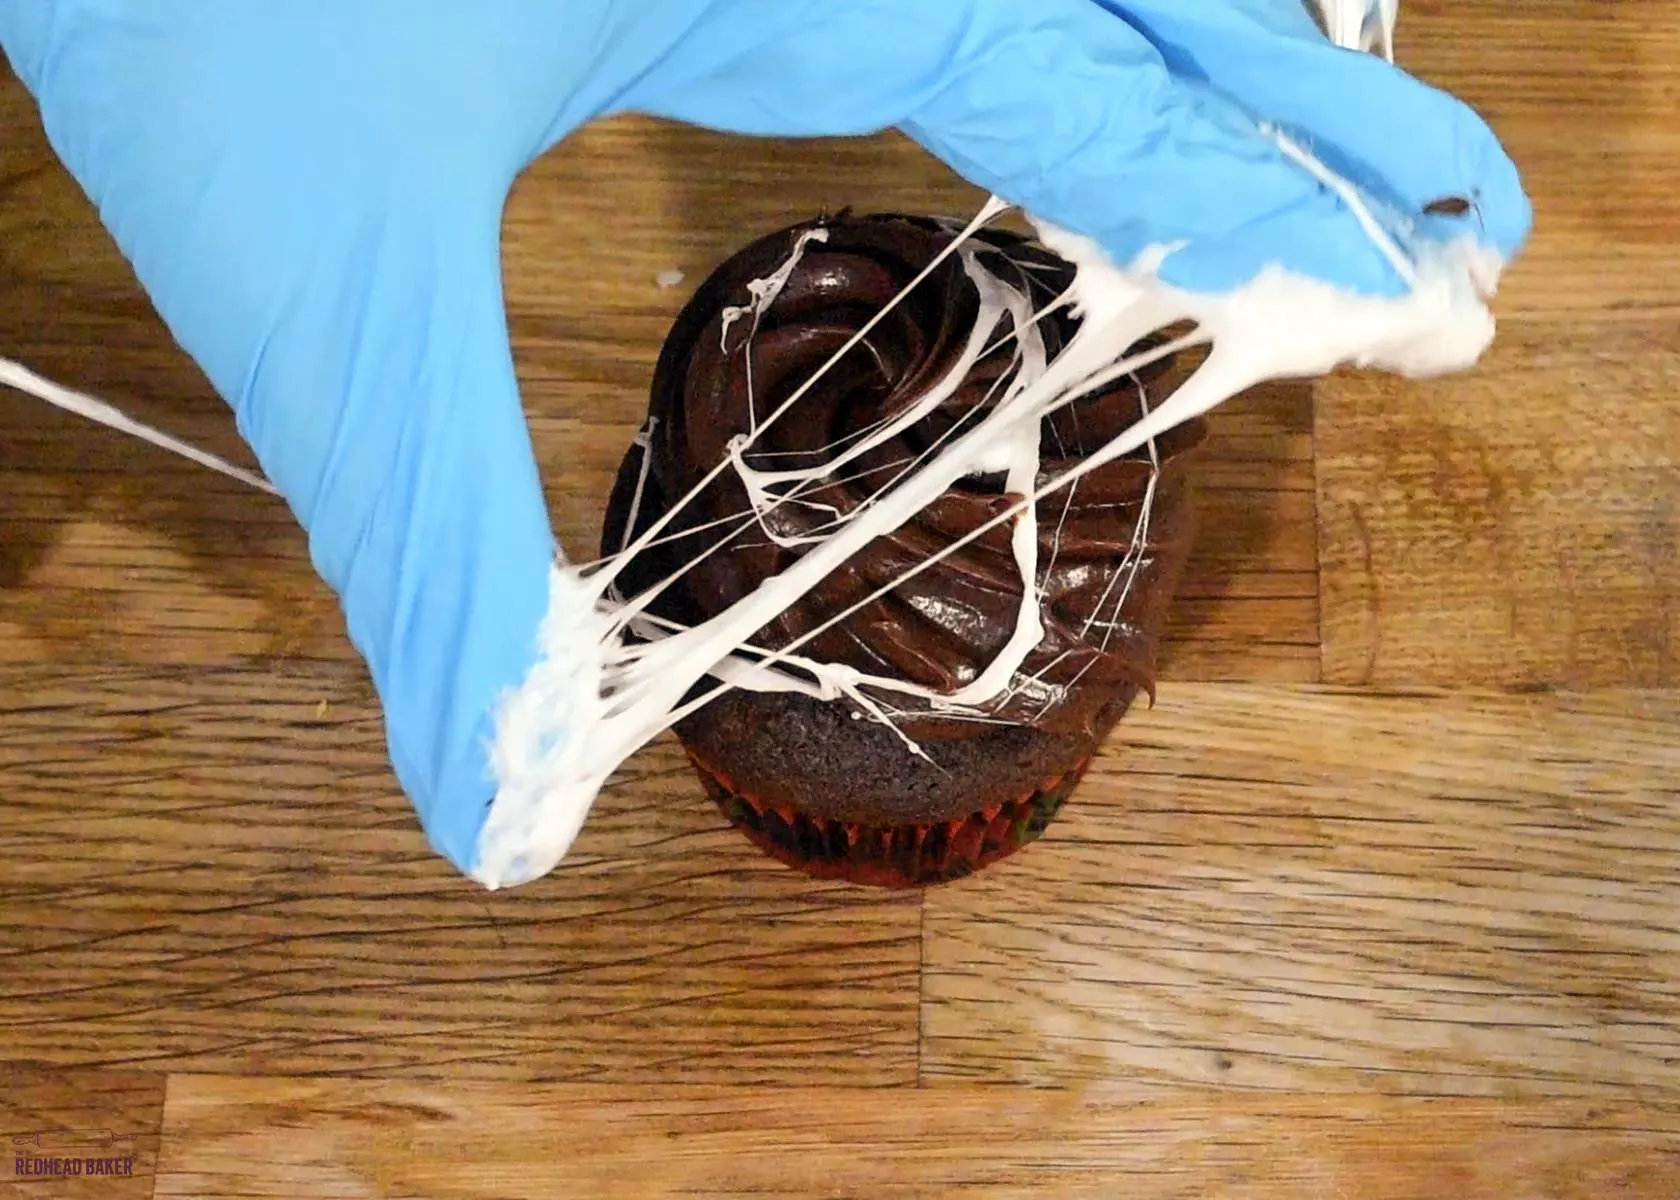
605;212;1207;742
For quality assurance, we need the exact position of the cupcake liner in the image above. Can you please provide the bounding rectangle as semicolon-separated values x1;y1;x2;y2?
683;744;1091;889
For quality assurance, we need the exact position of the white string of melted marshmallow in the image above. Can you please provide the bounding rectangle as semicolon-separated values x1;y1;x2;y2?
0;356;280;495
1309;0;1399;61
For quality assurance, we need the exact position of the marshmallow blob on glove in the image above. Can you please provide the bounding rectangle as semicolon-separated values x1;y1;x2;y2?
0;0;1530;886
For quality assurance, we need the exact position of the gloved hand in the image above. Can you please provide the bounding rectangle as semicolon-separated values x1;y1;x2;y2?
0;1;1530;886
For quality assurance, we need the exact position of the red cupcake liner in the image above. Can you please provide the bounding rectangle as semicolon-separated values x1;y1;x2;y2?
683;746;1091;889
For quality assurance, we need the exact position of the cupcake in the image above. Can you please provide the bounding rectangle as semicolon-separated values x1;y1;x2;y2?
601;211;1208;888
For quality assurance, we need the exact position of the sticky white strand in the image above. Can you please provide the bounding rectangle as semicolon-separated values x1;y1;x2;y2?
0;355;280;496
589;195;1012;609
588;441;939;633
1041;477;1078;591
731;247;1028;499
599;235;1030;641
1262;124;1415;286
597;386;997;744
616;602;928;761
618;244;1201;728
599;321;1216;741
721;225;829;437
610;265;1122;707
1310;0;1398;58
618;416;659;555
702;250;1057;710
717;247;1022;558
584;450;934;576
1085;376;1161;648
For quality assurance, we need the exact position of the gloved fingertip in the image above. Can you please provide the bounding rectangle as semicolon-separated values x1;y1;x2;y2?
1111;0;1533;270
260;204;565;884
1464;130;1534;262
1273;46;1534;261
373;407;558;880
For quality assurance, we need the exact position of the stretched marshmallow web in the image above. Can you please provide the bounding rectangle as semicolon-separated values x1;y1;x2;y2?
0;2;1507;889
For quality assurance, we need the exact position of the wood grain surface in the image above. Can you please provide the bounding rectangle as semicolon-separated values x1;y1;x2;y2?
1318;314;1680;689
152;1078;1680;1200
0;662;920;1083
1315;1;1680;687
1;0;1677;1196
922;686;1680;1096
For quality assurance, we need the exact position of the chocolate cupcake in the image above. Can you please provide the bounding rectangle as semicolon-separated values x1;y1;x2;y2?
601;212;1208;888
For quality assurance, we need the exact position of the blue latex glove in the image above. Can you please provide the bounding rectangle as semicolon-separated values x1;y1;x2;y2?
0;1;1529;885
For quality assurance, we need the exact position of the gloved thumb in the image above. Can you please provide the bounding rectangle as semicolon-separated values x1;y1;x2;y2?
79;149;557;881
234;196;560;882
